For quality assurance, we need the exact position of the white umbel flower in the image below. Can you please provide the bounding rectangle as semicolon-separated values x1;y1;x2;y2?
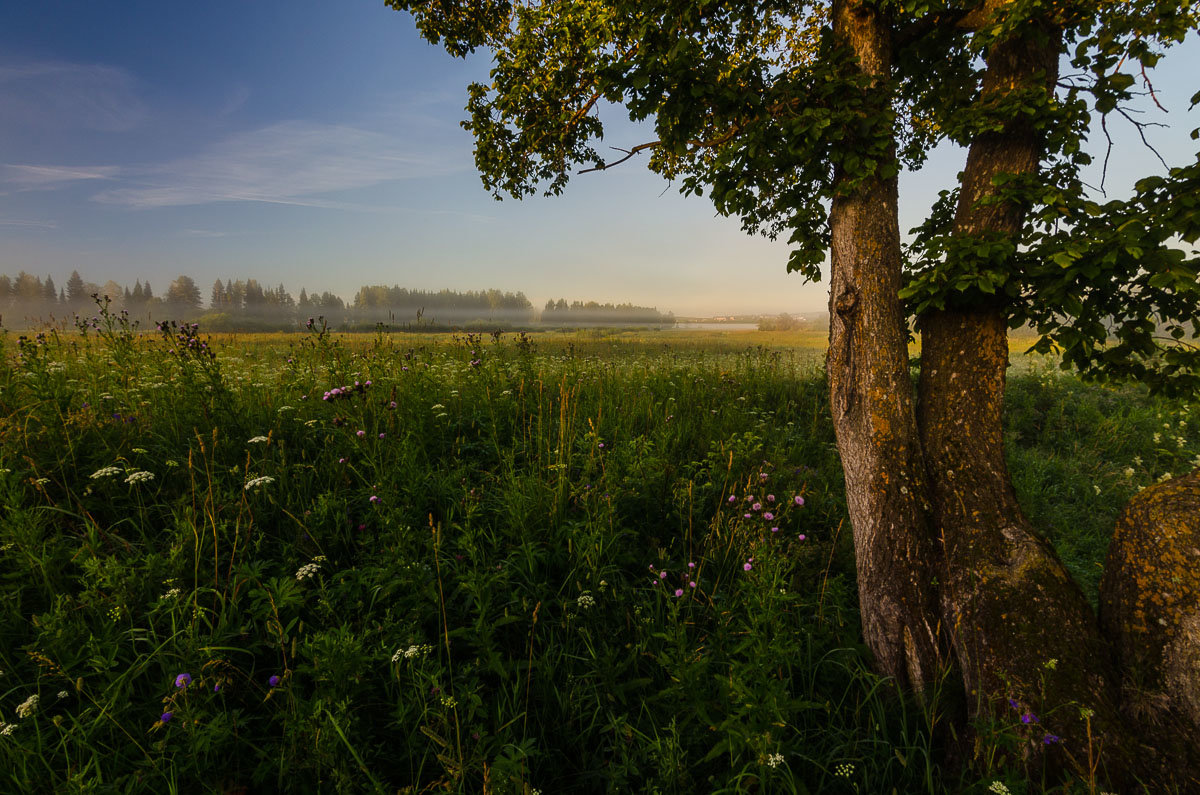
244;475;275;491
124;471;154;485
15;694;39;718
90;466;122;479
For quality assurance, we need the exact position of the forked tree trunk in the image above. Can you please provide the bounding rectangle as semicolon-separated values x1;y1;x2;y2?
827;0;943;691
916;15;1130;779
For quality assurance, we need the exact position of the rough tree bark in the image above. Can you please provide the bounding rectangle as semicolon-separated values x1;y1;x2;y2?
916;11;1129;779
826;0;944;691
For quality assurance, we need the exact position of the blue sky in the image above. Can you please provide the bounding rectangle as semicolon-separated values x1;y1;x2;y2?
1;1;1196;316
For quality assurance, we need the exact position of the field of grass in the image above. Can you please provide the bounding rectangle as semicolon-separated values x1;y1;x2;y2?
0;313;1196;793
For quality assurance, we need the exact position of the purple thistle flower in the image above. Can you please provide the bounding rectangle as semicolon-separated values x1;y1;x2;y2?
728;495;737;503
743;513;753;519
794;496;805;506
743;562;753;571
389;401;397;408
356;430;365;438
369;495;381;504
798;534;807;541
771;527;779;533
760;473;768;481
763;512;774;520
687;562;695;569
674;588;683;597
752;503;762;511
175;673;192;688
338;457;346;464
268;675;281;688
766;495;775;502
160;711;173;723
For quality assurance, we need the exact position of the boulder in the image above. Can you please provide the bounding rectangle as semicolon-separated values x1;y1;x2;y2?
1100;469;1200;791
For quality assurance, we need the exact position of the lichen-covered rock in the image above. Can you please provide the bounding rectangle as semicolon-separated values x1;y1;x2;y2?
1100;469;1200;791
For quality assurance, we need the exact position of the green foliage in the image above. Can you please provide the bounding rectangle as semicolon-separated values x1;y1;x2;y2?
0;326;1188;791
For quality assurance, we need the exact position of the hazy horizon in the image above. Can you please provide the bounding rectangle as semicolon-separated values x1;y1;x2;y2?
1;1;1196;317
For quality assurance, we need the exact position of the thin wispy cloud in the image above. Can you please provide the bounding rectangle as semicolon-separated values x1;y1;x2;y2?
2;164;120;189
92;120;466;209
0;217;58;229
0;60;146;132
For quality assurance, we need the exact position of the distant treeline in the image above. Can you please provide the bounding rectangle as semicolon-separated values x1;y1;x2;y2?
0;271;674;330
541;298;674;325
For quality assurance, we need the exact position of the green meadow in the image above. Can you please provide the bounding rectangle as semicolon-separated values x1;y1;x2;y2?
1;312;1196;793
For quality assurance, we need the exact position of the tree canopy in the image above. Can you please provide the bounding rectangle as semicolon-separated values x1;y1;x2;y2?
387;0;1200;393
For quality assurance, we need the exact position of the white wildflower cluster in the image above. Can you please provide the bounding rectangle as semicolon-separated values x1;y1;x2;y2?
15;694;39;718
124;471;154;485
988;783;1012;795
577;593;596;610
247;436;270;444
244;475;275;491
766;752;784;768
34;478;50;486
295;562;322;581
392;644;433;662
160;588;182;600
0;723;15;736
56;691;69;700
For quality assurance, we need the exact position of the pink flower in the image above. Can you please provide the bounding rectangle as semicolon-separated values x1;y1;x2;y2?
688;581;696;588
752;503;762;511
798;534;807;541
356;430;365;438
674;588;683;597
794;495;805;506
743;562;752;571
728;495;737;503
766;495;775;502
771;527;779;533
763;512;774;520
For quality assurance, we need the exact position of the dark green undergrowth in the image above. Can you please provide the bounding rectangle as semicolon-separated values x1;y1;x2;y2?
0;314;1195;793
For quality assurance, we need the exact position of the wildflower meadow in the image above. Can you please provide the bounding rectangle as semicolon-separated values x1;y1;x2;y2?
0;308;1196;793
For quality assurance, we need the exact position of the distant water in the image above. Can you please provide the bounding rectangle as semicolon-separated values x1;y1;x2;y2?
671;322;761;331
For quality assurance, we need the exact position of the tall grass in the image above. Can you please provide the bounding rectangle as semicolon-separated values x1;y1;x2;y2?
0;312;1195;793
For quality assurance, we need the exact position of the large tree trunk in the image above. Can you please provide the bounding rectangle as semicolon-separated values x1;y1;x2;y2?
916;13;1130;780
827;0;943;691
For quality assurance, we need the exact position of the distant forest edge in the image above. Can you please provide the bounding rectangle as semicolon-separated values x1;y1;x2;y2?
0;270;678;331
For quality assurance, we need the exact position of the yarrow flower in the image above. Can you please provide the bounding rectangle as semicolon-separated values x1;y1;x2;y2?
161;587;182;600
988;783;1012;795
90;466;122;479
124;470;154;485
577;594;596;609
175;673;192;688
247;436;269;444
766;752;784;768
244;475;275;491
295;562;322;581
15;694;39;718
